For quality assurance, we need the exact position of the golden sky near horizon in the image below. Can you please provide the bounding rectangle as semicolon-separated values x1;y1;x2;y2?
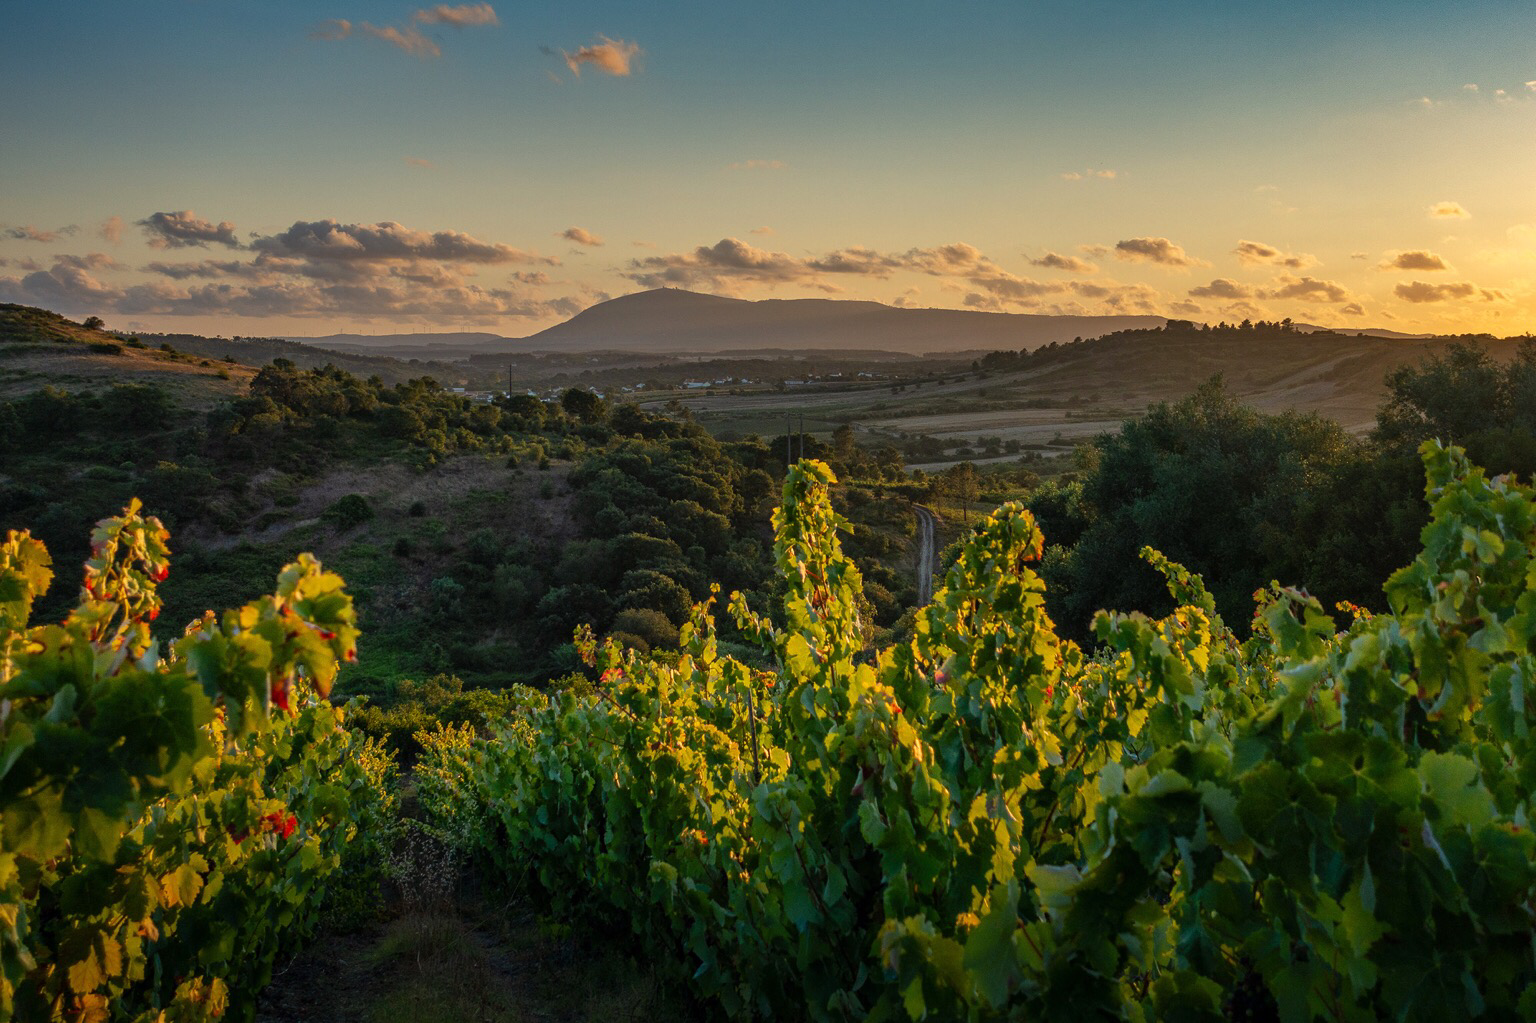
2;2;1534;338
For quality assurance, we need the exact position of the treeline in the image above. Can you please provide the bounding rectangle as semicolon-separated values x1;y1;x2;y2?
1025;340;1536;639
976;317;1326;374
2;356;931;717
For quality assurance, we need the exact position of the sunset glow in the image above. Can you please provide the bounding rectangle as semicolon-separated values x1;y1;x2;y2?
3;1;1534;337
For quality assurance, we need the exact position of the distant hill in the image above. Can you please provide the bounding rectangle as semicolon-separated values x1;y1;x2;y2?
516;289;1169;355
0;303;254;404
278;331;511;361
273;290;1437;359
284;330;508;349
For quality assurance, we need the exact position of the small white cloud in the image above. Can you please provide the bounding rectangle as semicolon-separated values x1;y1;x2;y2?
1395;280;1505;303
1029;251;1097;274
1060;168;1118;182
359;23;441;58
1379;250;1451;272
412;4;498;27
560;227;604;247
562;36;641;77
1233;239;1317;269
1113;236;1207;268
1428;201;1470;219
750;226;774;235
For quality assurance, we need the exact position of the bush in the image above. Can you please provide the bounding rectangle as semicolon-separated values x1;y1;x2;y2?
324;493;374;530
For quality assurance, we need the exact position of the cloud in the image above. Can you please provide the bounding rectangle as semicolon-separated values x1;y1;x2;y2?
1061;169;1118;181
1350;251;1369;260
1029;251;1097;273
1079;244;1110;257
621;235;1184;316
2;246;583;325
1113;237;1207;268
1428;201;1470;219
1341;303;1365;316
560;226;604;247
1189;278;1254;299
1379;249;1450;271
251;219;553;265
562;36;641;77
3;224;78;243
1394;280;1505;303
1463;83;1480;93
1264;274;1352;303
54;252;118;272
138;211;241;250
359;23;441;58
144;259;267;281
412;3;498;26
623;238;1003;291
404;156;435;170
98;216;124;244
625;237;837;290
750;226;774;236
1233;239;1317;269
727;159;787;171
0;260;115;309
310;18;352;40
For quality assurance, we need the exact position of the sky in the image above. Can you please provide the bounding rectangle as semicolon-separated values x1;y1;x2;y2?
2;1;1534;338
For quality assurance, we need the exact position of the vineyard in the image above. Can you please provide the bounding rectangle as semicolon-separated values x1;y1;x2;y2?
1;503;394;1022
7;439;1536;1021
417;443;1536;1021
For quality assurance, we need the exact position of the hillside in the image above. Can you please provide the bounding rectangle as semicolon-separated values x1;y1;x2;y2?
517;288;1170;354
662;324;1527;465
269;291;1439;363
0;303;255;404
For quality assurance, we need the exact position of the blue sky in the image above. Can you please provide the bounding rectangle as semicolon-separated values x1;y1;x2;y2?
2;1;1533;335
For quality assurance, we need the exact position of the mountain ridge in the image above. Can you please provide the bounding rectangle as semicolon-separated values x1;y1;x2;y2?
275;289;1434;356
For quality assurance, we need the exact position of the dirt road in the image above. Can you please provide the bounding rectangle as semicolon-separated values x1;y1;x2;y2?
914;504;937;605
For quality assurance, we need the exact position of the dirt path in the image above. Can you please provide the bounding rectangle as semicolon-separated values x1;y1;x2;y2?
914;504;937;605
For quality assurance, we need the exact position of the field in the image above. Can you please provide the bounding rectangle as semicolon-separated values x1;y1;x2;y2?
631;326;1518;471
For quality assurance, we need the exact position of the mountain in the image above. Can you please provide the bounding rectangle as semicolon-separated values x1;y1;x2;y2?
273;291;1434;359
516;289;1170;354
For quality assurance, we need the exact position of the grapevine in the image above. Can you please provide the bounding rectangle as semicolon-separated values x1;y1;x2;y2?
420;442;1536;1021
0;501;395;1023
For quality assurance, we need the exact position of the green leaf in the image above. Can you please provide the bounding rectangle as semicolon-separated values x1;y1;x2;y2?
962;884;1018;1008
784;883;817;931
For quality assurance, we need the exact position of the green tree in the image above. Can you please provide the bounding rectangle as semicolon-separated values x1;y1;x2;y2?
560;387;609;425
1060;377;1350;636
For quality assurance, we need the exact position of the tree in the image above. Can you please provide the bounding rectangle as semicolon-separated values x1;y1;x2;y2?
560;387;609;425
1376;341;1504;447
942;461;980;524
81;315;105;331
1058;376;1351;636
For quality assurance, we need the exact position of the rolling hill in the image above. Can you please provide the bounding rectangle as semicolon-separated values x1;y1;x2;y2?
276;289;1440;360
